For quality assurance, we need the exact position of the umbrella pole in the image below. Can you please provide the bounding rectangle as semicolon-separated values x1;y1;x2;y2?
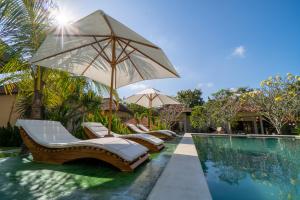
108;38;116;136
149;94;152;130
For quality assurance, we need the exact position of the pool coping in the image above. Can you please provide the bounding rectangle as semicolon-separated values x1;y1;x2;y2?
192;133;300;139
147;133;212;200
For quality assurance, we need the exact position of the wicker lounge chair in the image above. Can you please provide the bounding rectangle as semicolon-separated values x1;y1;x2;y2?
82;122;164;152
126;123;173;140
137;124;178;137
16;119;149;172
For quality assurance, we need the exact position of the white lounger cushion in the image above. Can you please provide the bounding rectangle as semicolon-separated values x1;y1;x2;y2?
126;123;144;133
16;120;148;162
137;124;176;136
138;124;177;136
128;123;173;137
82;122;164;146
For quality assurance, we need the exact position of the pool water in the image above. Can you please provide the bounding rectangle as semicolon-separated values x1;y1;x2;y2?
0;138;180;200
193;135;300;200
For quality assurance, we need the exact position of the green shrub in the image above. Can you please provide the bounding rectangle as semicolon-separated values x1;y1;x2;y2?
293;124;300;135
0;123;22;147
85;111;130;135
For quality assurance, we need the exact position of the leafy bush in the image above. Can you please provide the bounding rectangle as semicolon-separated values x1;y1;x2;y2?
0;124;22;147
293;124;300;135
152;118;168;130
85;111;130;135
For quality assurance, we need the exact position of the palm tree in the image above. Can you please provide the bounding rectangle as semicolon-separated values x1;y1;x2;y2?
0;0;57;119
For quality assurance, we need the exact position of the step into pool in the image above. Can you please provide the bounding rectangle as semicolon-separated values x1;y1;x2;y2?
193;135;300;200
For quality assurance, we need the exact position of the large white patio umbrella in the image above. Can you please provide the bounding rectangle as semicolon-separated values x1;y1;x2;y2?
125;88;180;129
30;10;179;135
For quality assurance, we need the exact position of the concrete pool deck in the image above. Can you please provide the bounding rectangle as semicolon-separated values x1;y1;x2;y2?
147;133;212;200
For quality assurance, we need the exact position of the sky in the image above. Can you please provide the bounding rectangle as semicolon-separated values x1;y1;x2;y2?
57;0;300;99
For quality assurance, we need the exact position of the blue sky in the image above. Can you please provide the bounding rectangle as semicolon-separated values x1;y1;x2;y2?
57;0;300;99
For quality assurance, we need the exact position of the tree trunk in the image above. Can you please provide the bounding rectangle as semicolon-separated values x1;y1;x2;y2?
275;126;282;135
227;122;232;134
31;67;44;119
20;67;44;156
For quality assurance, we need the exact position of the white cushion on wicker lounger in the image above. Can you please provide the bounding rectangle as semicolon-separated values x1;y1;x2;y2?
82;122;163;146
137;124;177;136
16;120;148;162
127;123;172;137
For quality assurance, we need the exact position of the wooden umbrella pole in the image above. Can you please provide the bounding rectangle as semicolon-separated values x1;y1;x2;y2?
149;94;152;130
108;37;116;136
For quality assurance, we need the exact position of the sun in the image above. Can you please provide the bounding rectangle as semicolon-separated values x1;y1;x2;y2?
51;9;71;26
55;12;69;26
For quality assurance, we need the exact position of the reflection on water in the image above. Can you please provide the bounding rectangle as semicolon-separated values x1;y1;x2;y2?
0;138;181;200
193;136;300;200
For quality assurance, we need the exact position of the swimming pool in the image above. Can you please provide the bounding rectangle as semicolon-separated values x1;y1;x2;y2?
193;135;300;200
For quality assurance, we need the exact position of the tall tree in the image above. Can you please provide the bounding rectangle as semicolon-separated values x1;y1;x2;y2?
243;74;300;134
0;0;56;119
176;88;204;108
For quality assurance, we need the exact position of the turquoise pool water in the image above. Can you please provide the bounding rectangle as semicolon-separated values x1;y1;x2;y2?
193;135;300;200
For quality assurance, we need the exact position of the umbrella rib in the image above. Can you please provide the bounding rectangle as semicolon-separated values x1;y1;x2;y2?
156;94;165;105
152;93;159;101
116;36;159;49
116;40;144;80
116;40;130;62
135;94;146;104
127;54;145;80
116;49;135;64
52;34;111;38
91;45;110;64
118;38;179;78
93;36;111;62
81;53;101;75
31;37;110;64
102;13;115;35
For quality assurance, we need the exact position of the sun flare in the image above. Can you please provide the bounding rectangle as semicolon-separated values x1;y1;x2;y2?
51;9;71;27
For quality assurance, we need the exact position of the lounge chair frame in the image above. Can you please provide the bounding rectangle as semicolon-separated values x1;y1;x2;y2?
83;127;164;152
20;128;149;172
127;124;173;140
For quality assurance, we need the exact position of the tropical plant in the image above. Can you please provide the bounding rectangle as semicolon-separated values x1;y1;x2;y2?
176;88;204;108
0;0;57;119
293;124;300;135
243;74;300;134
207;89;244;133
85;111;130;135
158;104;183;129
0;123;21;147
190;105;209;131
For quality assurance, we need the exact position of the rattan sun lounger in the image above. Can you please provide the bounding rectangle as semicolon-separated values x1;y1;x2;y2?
16;119;149;172
126;123;173;140
137;124;178;137
82;122;164;152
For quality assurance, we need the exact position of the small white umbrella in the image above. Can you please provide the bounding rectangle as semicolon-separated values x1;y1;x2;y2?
30;10;179;135
125;88;180;129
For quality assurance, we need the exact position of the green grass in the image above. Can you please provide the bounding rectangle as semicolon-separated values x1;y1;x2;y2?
0;147;20;151
0;138;181;200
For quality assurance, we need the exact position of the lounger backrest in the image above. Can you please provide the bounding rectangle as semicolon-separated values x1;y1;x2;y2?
126;123;143;133
16;119;79;147
137;124;149;132
82;122;108;137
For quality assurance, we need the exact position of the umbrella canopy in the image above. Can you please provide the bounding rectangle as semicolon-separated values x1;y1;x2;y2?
30;10;179;134
125;88;180;129
125;88;180;108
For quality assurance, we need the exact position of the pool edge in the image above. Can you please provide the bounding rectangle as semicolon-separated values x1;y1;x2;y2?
147;133;212;200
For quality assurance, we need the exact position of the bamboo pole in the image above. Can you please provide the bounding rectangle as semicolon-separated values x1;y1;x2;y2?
108;37;116;136
149;94;152;130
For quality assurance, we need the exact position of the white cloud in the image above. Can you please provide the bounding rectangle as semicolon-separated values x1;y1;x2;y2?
197;82;214;89
127;83;148;91
232;45;246;58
